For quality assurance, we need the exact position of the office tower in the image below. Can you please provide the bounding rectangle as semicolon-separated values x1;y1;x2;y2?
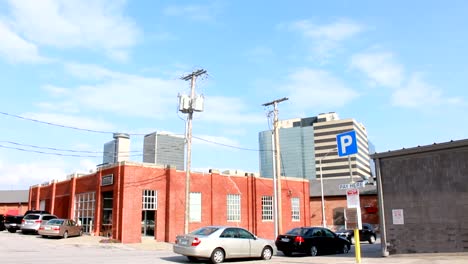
313;113;371;181
143;132;185;170
258;112;372;181
103;133;130;165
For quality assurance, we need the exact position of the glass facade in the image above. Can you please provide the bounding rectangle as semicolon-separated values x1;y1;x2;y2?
259;126;315;180
74;192;95;234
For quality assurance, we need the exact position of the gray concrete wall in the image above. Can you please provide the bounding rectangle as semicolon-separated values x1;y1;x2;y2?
379;144;468;254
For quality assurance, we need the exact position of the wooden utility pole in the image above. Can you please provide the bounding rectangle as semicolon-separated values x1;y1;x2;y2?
180;69;206;234
262;97;288;237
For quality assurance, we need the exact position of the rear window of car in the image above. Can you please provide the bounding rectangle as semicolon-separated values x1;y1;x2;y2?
47;219;64;225
285;228;307;236
42;215;57;221
24;214;40;220
190;227;219;236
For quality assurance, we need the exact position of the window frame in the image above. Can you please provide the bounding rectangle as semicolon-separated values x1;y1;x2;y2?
226;194;241;222
261;195;273;221
189;192;202;222
291;197;300;221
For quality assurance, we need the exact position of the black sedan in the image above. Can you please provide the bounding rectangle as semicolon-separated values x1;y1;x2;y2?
275;227;351;256
336;223;377;244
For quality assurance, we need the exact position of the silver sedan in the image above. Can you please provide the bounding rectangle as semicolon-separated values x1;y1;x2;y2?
173;226;276;263
38;219;83;239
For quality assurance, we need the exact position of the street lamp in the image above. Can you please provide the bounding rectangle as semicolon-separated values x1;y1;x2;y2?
319;148;337;228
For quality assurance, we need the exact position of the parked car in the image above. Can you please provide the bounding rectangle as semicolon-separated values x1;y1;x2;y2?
275;226;351;256
24;210;50;216
4;215;23;233
336;223;377;244
20;213;57;234
0;214;5;231
38;218;83;238
173;226;275;263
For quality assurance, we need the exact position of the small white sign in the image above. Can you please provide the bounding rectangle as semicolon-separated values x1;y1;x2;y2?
339;181;367;190
392;209;404;225
346;188;360;208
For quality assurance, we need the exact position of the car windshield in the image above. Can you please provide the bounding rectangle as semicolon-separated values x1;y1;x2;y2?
23;214;40;220
46;219;64;225
285;228;307;236
190;227;219;236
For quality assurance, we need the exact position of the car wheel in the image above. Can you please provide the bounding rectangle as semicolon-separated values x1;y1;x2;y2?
210;248;225;264
261;246;273;260
187;256;198;262
63;231;68;239
341;244;350;254
350;236;355;245
41;235;48;238
308;245;318;256
369;235;376;244
282;250;292;256
8;228;16;233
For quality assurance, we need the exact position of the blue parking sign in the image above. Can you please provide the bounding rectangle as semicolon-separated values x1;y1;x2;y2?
336;130;358;157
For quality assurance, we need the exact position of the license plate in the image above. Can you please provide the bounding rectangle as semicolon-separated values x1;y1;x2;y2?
281;238;290;242
27;221;34;224
179;239;188;245
45;226;51;230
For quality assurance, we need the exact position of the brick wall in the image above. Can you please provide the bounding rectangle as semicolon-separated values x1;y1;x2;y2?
28;162;310;243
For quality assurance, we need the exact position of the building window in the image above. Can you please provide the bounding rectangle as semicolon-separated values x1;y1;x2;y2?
74;192;95;234
142;190;158;210
262;196;273;221
227;194;241;222
291;197;300;221
190;192;201;222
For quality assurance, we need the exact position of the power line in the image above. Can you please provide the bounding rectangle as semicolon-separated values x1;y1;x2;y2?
0;111;147;135
0;110;273;153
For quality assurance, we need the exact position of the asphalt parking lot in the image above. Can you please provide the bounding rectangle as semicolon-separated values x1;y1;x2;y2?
1;231;468;264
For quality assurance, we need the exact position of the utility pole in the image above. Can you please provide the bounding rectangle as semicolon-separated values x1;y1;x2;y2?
262;97;288;237
180;69;206;234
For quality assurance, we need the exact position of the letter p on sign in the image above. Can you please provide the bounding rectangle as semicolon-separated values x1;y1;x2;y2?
336;130;358;157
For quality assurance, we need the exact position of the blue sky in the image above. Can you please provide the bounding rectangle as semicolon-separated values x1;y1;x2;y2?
1;0;467;190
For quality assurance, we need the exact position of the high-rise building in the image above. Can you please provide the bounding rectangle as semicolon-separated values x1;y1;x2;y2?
143;132;185;170
102;133;130;165
313;113;371;180
258;112;372;182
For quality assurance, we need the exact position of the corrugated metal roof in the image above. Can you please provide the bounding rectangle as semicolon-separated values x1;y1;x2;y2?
0;190;29;203
371;139;468;159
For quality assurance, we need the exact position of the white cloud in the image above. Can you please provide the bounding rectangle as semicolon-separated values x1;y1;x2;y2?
280;68;359;111
163;3;223;21
0;20;46;63
199;96;265;125
288;19;363;58
6;0;139;60
351;51;404;88
0;158;67;190
391;73;464;108
41;63;181;119
45;63;265;124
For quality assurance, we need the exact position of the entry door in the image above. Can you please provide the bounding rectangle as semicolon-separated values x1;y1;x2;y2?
141;210;155;236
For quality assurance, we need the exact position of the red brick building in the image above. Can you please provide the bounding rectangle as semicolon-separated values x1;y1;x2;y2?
28;161;310;243
0;190;29;216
